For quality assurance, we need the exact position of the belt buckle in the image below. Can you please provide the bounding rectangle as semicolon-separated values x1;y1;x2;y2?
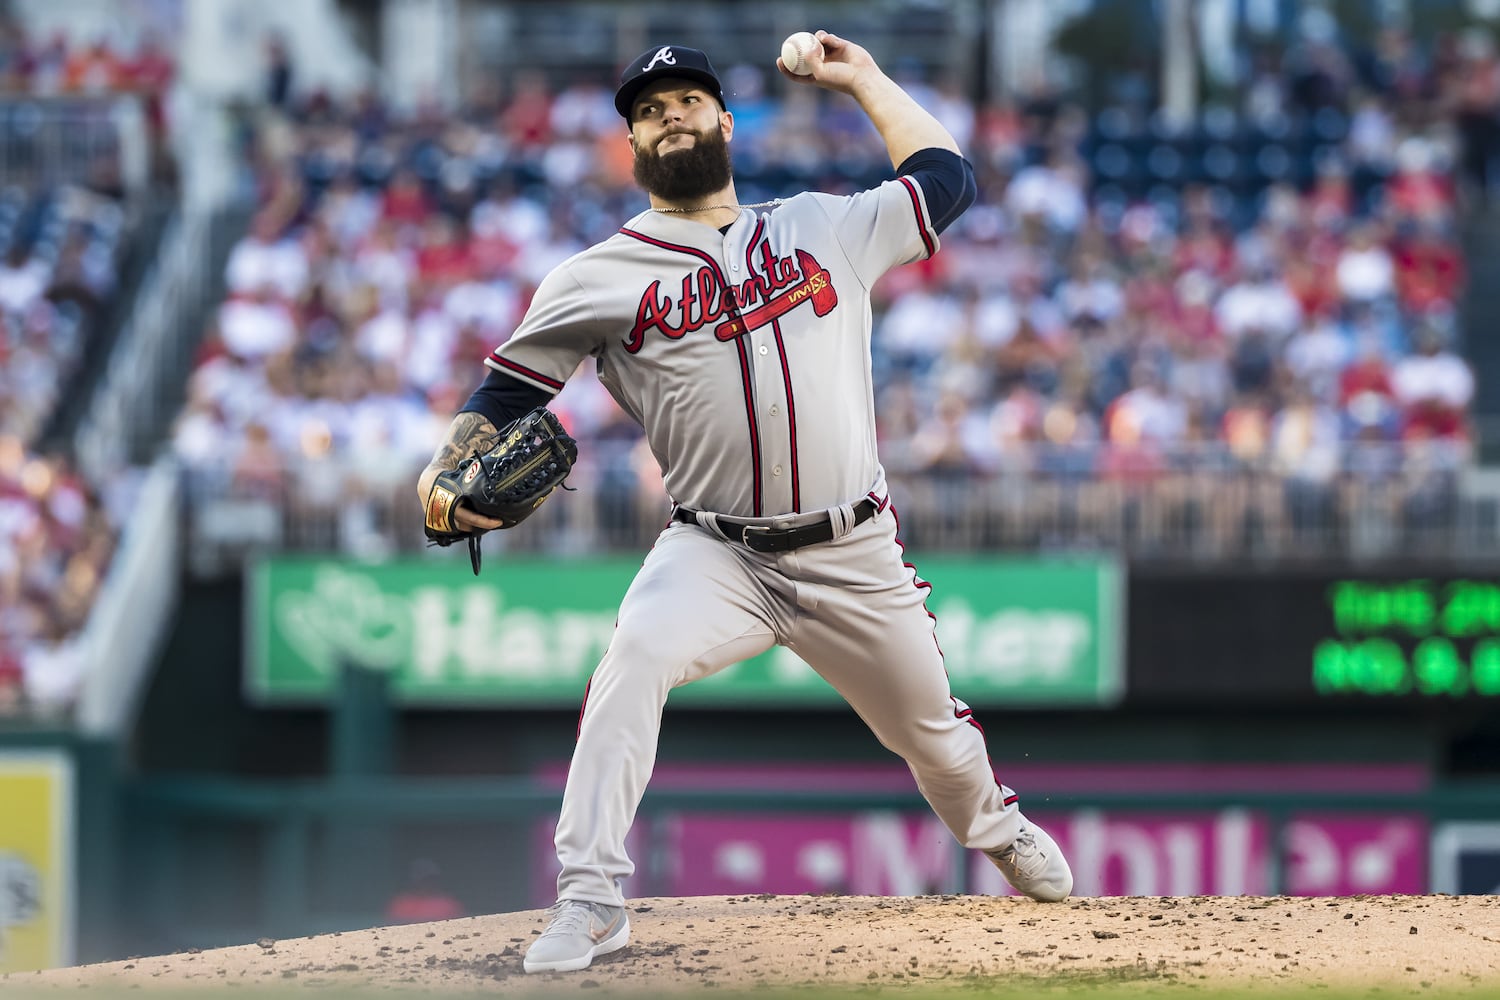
740;524;774;551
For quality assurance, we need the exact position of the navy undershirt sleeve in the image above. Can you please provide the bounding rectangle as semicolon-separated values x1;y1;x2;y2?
460;367;553;429
896;147;976;235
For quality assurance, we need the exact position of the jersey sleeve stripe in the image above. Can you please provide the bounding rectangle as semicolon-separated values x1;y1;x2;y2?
485;353;565;392
898;176;937;258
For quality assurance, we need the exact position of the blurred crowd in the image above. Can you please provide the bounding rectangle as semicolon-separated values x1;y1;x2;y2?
0;183;127;717
0;19;176;718
0;17;175;98
173;20;1489;559
3;15;1495;712
0;17;178;192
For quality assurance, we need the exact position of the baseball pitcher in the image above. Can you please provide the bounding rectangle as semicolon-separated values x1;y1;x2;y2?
416;33;1074;975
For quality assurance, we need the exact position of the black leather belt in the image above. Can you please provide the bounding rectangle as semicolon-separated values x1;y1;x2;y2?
672;498;878;552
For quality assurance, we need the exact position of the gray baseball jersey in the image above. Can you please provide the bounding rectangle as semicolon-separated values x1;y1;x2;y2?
492;175;1025;907
487;180;936;516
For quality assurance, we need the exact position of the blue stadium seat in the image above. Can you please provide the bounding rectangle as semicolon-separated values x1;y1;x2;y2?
1146;144;1185;183
1095;106;1135;142
1199;104;1238;142
1201;143;1243;185
1092;143;1134;182
1255;144;1293;183
1312;106;1349;143
1249;111;1292;143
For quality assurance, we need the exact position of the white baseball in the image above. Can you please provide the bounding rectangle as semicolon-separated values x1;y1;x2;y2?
781;31;820;76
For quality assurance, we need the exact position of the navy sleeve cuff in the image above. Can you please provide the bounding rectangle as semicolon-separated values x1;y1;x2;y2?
460;367;554;429
896;147;976;235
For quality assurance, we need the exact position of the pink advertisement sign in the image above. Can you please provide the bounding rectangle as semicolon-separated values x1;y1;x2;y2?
967;812;1272;897
529;763;1429;902
531;810;1426;903
1281;815;1428;896
662;813;962;897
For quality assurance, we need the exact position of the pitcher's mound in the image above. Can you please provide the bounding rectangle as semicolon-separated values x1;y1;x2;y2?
9;894;1500;993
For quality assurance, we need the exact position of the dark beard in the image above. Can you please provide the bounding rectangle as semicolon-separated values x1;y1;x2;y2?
633;127;733;202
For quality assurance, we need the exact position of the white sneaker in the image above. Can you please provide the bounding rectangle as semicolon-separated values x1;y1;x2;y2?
986;814;1073;902
522;899;630;974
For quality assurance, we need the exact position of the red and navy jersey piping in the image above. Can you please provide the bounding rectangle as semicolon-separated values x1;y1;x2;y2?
769;319;800;512
892;502;1008;797
897;176;937;258
487;353;565;392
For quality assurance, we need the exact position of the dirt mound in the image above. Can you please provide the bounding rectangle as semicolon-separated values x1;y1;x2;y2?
8;894;1500;993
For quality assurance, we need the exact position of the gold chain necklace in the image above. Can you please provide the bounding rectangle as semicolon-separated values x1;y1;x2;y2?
652;198;786;214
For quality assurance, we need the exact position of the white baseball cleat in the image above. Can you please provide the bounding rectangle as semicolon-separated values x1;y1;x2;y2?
986;814;1074;902
523;899;631;973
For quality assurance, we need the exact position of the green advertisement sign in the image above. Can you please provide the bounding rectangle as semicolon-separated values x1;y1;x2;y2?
247;556;1121;708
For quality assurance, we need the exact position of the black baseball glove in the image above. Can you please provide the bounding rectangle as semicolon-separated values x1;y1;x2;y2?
423;407;579;574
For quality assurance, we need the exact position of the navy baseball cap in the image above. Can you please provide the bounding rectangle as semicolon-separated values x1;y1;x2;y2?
615;44;726;121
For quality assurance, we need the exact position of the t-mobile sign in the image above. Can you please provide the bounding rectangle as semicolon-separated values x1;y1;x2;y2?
655;810;1425;898
663;813;961;897
1280;815;1427;896
530;762;1430;901
969;811;1270;896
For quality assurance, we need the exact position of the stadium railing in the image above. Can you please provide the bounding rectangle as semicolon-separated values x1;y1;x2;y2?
0;95;150;198
73;455;180;738
176;438;1492;567
73;207;239;482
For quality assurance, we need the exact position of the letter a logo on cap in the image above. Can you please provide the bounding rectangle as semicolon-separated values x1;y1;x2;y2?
615;44;723;119
643;46;676;72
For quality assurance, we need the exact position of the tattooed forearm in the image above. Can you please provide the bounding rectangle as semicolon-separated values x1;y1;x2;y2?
418;412;502;506
429;412;500;471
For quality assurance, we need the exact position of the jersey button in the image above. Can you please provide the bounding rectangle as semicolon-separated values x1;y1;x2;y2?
758;345;768;355
769;404;780;416
772;465;783;477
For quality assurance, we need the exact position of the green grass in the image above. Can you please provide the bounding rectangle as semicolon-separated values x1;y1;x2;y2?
0;986;1489;999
